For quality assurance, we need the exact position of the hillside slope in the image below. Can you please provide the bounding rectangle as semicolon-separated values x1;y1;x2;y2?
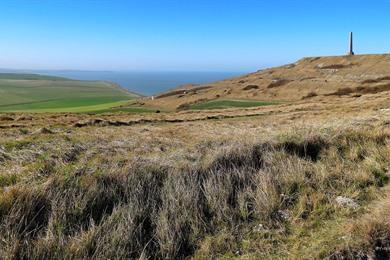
0;73;138;112
144;54;390;110
0;93;389;259
0;57;389;259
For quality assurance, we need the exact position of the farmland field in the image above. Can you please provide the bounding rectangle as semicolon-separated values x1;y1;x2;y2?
0;74;138;112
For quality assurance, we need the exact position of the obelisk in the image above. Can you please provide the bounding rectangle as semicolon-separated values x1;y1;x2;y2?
348;32;354;55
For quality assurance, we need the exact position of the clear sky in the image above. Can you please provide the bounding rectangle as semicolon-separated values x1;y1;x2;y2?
1;0;390;71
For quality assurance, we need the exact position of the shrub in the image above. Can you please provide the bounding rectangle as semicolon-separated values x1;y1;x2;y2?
302;91;318;99
243;85;259;91
329;87;354;96
267;79;290;88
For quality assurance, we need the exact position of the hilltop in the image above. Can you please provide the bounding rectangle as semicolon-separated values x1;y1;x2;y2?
0;73;140;113
143;54;390;110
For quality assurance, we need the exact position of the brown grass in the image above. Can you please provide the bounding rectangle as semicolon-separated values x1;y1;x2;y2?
0;123;388;259
331;191;390;259
139;54;390;110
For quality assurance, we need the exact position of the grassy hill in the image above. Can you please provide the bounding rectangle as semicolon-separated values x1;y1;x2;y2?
0;56;389;259
144;54;390;110
0;73;138;112
0;95;389;259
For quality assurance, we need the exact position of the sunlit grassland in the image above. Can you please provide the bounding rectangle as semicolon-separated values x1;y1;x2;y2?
189;99;281;110
0;74;139;113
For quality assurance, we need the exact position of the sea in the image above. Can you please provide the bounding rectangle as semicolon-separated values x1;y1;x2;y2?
33;70;245;96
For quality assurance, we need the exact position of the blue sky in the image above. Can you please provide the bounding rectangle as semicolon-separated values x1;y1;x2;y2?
0;0;389;71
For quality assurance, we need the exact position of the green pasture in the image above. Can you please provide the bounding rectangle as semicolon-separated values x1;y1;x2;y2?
0;73;139;113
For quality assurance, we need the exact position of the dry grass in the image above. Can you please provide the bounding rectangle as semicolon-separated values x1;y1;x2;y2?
330;189;390;259
0;119;388;259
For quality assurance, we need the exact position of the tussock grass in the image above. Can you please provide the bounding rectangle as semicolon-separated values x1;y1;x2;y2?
330;190;390;259
0;126;389;259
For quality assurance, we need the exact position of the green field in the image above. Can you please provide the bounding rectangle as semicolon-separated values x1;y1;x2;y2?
90;105;159;114
189;99;281;110
0;73;139;112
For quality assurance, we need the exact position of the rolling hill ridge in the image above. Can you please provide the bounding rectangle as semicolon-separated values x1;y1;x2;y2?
144;54;390;110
